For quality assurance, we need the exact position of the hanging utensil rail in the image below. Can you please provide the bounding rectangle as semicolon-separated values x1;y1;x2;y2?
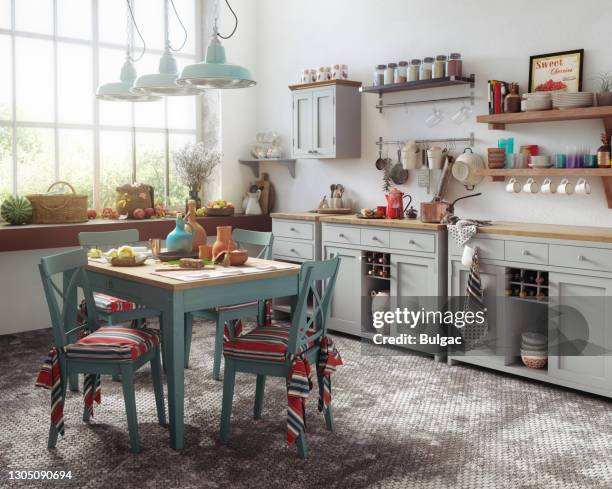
376;94;473;111
376;133;475;148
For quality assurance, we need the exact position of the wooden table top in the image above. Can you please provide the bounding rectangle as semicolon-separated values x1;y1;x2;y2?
85;258;301;291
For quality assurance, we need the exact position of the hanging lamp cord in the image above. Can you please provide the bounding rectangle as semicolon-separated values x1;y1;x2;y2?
217;0;238;39
126;0;146;61
168;0;188;51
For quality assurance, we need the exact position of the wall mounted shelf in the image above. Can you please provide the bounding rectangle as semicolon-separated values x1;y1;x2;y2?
476;105;612;131
361;74;475;113
239;159;296;178
477;168;612;208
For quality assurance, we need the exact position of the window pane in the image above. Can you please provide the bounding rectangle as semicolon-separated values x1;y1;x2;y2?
99;0;127;45
0;0;10;29
0;126;12;201
58;43;93;124
168;0;196;55
98;48;132;126
100;131;132;208
0;35;12;120
134;0;164;51
15;0;53;34
58;129;93;206
167;58;197;129
133;53;166;128
16;127;54;195
57;0;92;39
169;132;195;206
135;131;165;204
15;38;54;122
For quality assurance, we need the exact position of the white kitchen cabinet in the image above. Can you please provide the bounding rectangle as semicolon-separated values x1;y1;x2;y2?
290;80;361;159
547;272;612;391
324;245;362;336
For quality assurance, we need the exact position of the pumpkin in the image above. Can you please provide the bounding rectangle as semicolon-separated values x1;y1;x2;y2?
1;195;33;225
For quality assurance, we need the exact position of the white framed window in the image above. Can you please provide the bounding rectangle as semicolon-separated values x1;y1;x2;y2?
0;0;202;209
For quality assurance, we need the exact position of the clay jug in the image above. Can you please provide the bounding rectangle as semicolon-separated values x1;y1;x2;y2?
212;226;236;258
186;199;207;252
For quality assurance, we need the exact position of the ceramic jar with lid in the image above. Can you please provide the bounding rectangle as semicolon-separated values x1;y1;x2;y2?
385;63;397;84
446;53;463;77
396;61;408;83
374;64;385;86
420;57;434;80
433;55;447;78
408;59;420;81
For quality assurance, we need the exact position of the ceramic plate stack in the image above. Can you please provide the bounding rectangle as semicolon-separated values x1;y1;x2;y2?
523;92;552;111
552;91;594;109
521;332;547;369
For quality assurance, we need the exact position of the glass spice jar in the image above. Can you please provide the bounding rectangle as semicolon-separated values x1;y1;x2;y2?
374;64;385;86
408;59;420;81
446;52;462;77
433;55;447;78
420;57;433;80
385;63;397;85
396;61;408;83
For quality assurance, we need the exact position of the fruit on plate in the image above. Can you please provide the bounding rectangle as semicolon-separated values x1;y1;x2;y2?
102;207;115;219
117;245;136;258
195;207;206;217
87;208;97;219
87;247;102;258
132;208;145;220
207;199;234;209
106;248;118;258
154;202;166;217
144;207;155;218
1;195;33;225
360;208;375;218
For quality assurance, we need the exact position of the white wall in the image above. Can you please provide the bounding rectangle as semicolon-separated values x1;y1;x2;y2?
253;0;612;226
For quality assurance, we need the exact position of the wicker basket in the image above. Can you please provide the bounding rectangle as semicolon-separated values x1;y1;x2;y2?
205;207;235;216
27;181;88;224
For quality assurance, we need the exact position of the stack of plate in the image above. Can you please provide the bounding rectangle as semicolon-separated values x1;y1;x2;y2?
552;92;594;109
523;92;552;111
521;332;547;369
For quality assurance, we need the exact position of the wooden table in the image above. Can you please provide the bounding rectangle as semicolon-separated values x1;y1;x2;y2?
81;258;301;449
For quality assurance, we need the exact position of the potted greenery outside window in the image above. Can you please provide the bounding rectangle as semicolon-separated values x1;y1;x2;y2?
593;72;612;106
173;142;221;211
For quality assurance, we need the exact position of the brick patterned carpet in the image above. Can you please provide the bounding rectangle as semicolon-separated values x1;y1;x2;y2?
1;322;612;489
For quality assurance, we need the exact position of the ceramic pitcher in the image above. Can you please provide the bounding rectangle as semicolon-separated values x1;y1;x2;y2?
186;199;207;252
244;189;262;215
212;226;236;258
166;215;193;253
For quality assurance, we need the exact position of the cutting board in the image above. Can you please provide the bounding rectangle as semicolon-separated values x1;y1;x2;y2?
256;172;272;214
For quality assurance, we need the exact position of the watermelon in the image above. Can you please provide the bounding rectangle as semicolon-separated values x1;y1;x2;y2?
1;195;33;225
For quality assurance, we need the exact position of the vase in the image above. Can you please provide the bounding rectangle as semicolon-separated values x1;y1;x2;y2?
185;188;202;214
186;199;207;252
165;215;193;253
212;226;236;259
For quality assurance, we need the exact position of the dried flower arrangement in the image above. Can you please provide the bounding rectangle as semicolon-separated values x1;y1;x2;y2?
173;142;221;195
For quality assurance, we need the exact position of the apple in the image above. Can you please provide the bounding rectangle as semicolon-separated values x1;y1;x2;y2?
132;208;145;220
144;207;155;218
87;208;97;219
102;207;114;219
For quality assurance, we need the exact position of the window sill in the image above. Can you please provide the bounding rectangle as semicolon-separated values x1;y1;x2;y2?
0;214;271;252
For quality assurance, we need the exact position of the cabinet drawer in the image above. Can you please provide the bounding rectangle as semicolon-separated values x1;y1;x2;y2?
272;220;314;240
361;229;390;248
450;237;505;261
322;225;360;245
505;240;549;265
273;239;314;260
390;231;435;253
550;244;612;273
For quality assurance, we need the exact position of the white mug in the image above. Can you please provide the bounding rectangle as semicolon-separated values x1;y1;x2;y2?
541;177;555;194
575;178;591;195
461;245;476;267
557;178;574;195
505;177;521;193
523;177;539;194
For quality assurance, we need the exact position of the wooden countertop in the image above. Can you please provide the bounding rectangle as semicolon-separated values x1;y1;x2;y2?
318;215;446;231
479;221;612;243
270;212;320;221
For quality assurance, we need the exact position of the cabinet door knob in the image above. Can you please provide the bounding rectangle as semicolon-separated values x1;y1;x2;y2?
408;239;416;245
312;150;319;154
290;227;297;232
372;236;379;241
522;249;530;256
339;233;345;238
290;248;297;253
577;255;585;261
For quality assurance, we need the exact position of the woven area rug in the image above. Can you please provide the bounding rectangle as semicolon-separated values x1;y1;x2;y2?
1;321;612;489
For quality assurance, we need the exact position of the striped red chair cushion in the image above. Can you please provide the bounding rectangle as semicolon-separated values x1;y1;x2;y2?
223;322;315;363
93;292;137;313
64;327;159;361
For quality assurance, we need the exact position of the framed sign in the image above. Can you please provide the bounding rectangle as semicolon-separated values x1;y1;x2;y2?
528;49;584;92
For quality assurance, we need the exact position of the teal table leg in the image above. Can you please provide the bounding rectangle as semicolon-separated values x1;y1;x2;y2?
161;292;185;450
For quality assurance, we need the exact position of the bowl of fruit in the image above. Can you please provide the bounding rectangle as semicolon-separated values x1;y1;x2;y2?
105;245;148;266
205;199;235;216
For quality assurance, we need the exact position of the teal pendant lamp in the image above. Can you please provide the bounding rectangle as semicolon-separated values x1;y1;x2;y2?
176;0;255;89
96;0;160;102
131;0;203;96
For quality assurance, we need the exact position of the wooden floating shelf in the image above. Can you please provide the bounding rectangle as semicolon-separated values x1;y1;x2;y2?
476;105;612;131
477;168;612;209
360;75;474;95
239;159;296;178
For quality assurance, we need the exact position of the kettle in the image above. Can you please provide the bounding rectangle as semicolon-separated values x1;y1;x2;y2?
385;188;412;219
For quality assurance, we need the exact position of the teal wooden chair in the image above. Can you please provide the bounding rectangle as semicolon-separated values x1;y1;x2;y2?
39;248;166;453
183;229;274;379
219;256;341;458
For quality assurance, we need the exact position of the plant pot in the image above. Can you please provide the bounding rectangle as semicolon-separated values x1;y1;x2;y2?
596;92;612;107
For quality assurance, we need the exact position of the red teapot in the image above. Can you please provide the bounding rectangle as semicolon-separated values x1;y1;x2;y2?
385;188;412;219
